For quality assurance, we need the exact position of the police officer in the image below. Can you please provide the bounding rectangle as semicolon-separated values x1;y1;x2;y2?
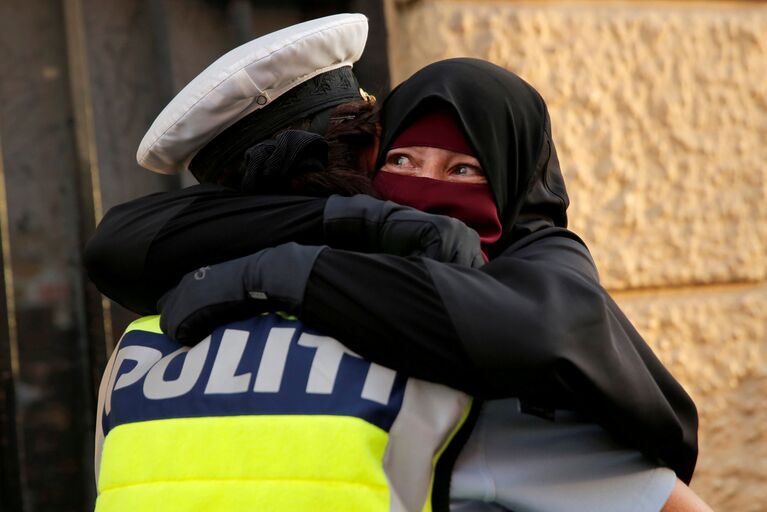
92;14;481;512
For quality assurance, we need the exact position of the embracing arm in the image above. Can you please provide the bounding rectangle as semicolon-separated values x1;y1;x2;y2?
160;228;698;481
84;184;327;315
304;229;647;400
301;230;697;482
87;188;698;481
85;187;481;316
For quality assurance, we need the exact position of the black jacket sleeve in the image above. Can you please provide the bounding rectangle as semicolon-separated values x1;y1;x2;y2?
84;184;327;314
301;228;698;482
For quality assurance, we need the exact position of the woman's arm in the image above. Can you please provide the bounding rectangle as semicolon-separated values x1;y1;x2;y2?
84;184;327;315
86;187;697;482
662;480;714;512
159;229;698;482
298;231;698;482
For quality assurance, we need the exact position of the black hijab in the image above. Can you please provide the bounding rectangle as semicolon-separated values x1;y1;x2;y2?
377;59;699;482
377;58;569;258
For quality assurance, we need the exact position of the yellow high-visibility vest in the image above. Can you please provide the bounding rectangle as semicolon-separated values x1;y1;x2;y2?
94;314;471;512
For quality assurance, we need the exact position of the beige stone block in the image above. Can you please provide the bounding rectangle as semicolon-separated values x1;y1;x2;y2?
386;1;767;290
615;283;767;511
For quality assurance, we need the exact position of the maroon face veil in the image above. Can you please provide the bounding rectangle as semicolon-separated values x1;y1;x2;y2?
373;105;502;257
374;172;502;257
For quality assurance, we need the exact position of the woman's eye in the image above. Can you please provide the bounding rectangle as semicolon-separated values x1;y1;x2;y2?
453;165;481;176
455;165;471;175
392;155;412;167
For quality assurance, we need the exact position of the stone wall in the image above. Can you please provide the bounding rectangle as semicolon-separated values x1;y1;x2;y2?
384;1;767;509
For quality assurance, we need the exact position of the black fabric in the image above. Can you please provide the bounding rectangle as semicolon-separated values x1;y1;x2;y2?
302;231;698;482
241;130;328;193
377;58;569;257
83;184;328;315
268;66;361;132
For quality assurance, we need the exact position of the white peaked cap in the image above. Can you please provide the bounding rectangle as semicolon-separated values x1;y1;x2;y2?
137;13;368;174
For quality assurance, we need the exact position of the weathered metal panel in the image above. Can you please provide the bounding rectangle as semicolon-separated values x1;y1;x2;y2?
0;0;95;509
0;3;390;510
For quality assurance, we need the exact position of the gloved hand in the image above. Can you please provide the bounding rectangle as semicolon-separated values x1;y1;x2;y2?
158;243;325;345
323;194;484;268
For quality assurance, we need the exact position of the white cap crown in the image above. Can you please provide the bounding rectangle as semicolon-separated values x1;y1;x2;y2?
137;13;368;174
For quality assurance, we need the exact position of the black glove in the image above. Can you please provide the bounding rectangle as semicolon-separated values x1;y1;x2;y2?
158;243;325;345
323;194;484;268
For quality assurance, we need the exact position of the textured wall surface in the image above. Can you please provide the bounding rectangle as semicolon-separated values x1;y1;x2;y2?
617;284;767;510
386;1;767;509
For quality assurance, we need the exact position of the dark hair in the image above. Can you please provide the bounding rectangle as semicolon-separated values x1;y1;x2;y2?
188;111;312;188
290;100;379;197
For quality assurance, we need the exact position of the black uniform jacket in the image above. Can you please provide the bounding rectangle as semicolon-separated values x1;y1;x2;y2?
85;183;698;483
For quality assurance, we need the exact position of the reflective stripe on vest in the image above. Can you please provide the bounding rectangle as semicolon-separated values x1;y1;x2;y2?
95;314;471;512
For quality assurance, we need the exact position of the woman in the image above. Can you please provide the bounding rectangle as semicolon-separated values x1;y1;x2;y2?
88;57;707;510
157;58;712;511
